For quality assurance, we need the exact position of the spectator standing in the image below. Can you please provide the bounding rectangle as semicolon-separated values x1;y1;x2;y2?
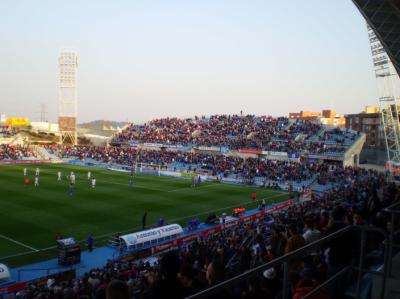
303;218;321;244
285;224;306;271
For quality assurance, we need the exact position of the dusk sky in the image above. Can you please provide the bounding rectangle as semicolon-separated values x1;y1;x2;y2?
0;0;379;123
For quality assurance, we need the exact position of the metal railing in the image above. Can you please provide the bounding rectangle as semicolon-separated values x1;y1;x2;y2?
186;225;391;299
384;200;400;276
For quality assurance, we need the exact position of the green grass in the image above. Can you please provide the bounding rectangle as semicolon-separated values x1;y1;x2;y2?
0;163;289;266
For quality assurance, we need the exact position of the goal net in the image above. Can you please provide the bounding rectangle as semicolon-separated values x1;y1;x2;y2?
133;162;167;176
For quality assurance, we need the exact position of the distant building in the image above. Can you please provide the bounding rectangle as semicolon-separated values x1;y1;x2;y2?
288;112;301;119
345;106;389;165
30;122;59;134
289;111;321;120
364;105;380;114
3;117;30;128
345;111;384;149
289;109;345;127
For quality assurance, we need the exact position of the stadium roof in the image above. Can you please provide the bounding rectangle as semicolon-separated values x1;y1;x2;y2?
352;0;400;75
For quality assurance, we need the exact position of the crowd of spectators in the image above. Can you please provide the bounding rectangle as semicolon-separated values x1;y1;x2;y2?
50;145;334;183
0;116;375;299
16;164;398;299
318;128;360;146
111;115;360;156
0;127;17;138
0;144;36;160
112;115;348;153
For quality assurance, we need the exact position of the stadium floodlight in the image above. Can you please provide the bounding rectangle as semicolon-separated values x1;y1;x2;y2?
58;50;78;145
367;25;400;173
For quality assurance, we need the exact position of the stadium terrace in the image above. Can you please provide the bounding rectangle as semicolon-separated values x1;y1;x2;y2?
0;114;398;299
1;166;397;299
111;116;363;160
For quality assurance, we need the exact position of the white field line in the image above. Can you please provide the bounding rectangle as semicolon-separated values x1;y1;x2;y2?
167;183;218;193
19;165;288;195
0;234;39;252
106;177;287;195
1;192;289;259
101;177;218;193
37;192;288;252
0;167;289;259
104;180;167;192
0;250;39;261
161;193;288;222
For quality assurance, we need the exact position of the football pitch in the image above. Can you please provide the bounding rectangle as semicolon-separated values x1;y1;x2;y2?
0;163;289;266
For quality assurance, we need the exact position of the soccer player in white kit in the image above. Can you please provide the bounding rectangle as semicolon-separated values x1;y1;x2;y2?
23;168;27;176
70;172;76;184
57;171;62;181
87;171;91;180
34;176;39;187
91;177;96;189
35;167;40;176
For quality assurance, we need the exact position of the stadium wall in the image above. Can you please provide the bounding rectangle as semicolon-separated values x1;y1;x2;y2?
0;159;53;165
343;133;366;167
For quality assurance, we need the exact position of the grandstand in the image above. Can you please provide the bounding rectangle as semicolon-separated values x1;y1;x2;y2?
0;114;398;299
111;116;365;167
1;0;400;297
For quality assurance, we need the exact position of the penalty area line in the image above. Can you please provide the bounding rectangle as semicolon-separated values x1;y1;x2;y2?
0;234;39;252
167;183;217;193
0;250;39;261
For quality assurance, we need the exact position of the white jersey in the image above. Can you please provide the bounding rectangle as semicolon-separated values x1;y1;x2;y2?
87;171;91;180
91;178;96;188
35;168;40;176
70;173;76;184
34;176;39;186
23;168;27;176
57;171;62;181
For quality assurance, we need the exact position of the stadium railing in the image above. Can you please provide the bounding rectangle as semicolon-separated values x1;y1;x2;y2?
186;225;392;299
384;201;400;277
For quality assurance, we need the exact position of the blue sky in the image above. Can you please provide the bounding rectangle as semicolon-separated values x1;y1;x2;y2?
0;0;378;122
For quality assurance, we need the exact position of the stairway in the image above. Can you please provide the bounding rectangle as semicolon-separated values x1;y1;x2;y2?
33;146;61;162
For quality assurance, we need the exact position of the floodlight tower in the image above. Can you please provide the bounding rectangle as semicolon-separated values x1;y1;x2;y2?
367;25;400;171
58;50;78;145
